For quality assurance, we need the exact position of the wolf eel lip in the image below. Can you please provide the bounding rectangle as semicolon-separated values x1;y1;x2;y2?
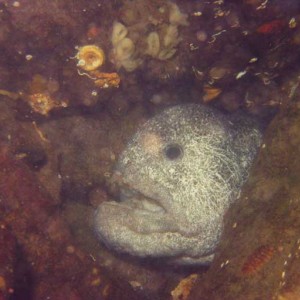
119;186;167;214
109;170;167;213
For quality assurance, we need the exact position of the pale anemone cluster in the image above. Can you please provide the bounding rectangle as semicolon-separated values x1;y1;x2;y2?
110;2;189;72
111;22;143;72
145;3;189;60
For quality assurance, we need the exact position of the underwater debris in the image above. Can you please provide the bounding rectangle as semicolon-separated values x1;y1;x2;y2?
0;89;20;100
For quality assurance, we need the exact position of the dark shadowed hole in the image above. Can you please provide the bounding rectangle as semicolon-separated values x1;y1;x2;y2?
164;144;183;160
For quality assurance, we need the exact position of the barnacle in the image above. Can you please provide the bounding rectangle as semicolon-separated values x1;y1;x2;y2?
76;45;105;71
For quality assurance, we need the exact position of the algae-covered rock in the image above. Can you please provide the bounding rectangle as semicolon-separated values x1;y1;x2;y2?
189;102;300;299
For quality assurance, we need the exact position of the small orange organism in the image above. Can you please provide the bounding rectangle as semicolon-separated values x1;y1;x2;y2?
92;71;121;89
86;24;101;40
26;93;68;116
203;85;222;102
241;245;275;275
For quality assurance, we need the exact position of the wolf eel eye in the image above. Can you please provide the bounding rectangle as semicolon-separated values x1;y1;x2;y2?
163;143;183;160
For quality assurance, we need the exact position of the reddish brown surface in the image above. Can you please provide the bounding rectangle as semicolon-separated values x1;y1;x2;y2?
188;103;300;299
256;19;286;34
0;150;137;300
0;219;16;300
241;245;275;275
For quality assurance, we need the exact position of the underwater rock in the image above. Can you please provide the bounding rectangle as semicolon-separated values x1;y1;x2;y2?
189;102;300;299
2;0;91;48
0;151;138;300
0;220;16;299
95;104;262;265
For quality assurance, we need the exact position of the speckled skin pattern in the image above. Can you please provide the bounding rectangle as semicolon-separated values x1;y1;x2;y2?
95;104;262;264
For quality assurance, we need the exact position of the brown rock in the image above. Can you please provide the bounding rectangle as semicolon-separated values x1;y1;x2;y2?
189;102;300;299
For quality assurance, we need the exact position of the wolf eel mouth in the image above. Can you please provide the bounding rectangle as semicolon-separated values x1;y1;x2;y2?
108;170;167;214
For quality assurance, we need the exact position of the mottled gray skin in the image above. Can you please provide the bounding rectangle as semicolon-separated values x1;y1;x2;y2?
95;104;262;264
